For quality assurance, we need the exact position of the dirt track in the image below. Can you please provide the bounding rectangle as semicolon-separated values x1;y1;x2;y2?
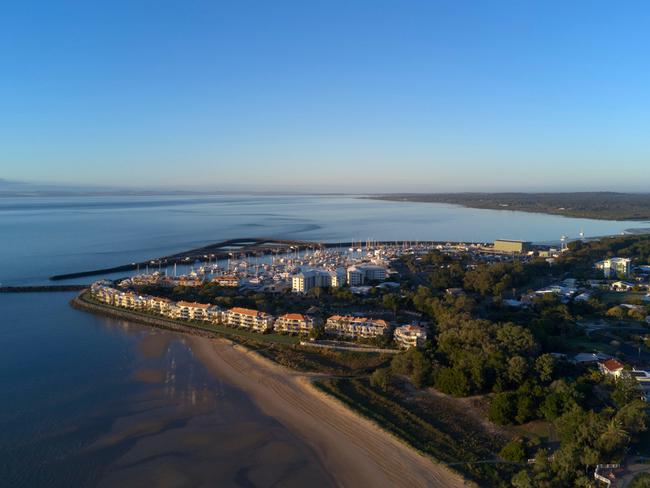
190;337;468;488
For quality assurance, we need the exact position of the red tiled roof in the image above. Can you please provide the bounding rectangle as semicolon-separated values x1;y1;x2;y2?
177;301;211;309
602;359;625;372
281;313;307;321
229;307;270;318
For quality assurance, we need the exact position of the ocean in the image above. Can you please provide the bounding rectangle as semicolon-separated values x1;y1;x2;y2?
0;194;647;486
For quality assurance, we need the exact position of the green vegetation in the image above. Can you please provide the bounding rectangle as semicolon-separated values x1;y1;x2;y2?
314;377;513;485
629;473;650;488
369;192;650;220
94;232;650;486
364;234;650;485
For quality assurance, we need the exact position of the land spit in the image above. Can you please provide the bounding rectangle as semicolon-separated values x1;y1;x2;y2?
72;292;468;487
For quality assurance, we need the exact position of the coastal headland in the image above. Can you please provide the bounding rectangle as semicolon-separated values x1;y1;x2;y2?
366;192;650;221
71;291;467;487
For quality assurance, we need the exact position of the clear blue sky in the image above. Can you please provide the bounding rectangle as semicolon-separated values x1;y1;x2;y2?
1;1;649;191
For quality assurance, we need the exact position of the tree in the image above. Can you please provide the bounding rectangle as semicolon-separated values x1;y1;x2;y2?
511;469;534;488
489;392;517;425
409;350;431;388
507;356;528;387
500;439;526;462
382;293;399;317
370;368;392;391
434;368;470;397
540;393;564;421
516;394;536;424
535;354;556;383
606;306;627;320
612;376;640;407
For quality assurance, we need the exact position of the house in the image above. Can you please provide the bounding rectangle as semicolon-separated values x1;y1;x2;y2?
610;281;635;292
573;352;612;364
599;358;625;379
274;313;315;334
394;325;427;348
445;288;465;297
325;315;389;339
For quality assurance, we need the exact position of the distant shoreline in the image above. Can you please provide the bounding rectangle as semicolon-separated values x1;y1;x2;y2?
365;192;650;222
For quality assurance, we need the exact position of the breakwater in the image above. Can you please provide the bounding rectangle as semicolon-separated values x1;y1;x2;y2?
50;237;484;281
0;285;87;293
50;237;319;280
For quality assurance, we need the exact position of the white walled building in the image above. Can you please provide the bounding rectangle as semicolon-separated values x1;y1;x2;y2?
292;268;345;293
394;325;427;348
596;257;632;279
226;307;274;332
346;264;387;286
325;315;389;339
274;313;316;334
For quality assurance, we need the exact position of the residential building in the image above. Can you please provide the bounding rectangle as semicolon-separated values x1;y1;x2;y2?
148;296;173;315
596;257;632;279
292;269;340;293
325;315;389;339
174;301;219;322
346;264;387;286
599;358;625;379
226;307;274;332
274;313;315;334
394;325;427;348
328;268;347;287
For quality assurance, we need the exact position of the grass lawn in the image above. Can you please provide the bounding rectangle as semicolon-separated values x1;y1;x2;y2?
599;291;649;305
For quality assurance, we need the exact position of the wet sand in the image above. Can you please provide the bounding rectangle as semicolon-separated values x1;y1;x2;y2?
93;333;336;487
189;337;468;488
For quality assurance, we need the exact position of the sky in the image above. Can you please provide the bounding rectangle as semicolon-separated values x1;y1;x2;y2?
1;1;649;192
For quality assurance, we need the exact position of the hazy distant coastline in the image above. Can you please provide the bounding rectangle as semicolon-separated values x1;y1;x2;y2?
366;192;650;221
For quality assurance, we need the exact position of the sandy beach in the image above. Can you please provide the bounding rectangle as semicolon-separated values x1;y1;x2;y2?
189;337;468;488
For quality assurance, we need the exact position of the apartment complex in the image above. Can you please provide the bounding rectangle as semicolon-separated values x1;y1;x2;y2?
325;315;389;339
172;301;220;321
273;313;316;334
225;307;274;332
394;325;427;348
292;268;346;293
596;257;632;279
346;264;387;286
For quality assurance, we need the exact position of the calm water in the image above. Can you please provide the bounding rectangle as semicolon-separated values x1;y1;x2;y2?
1;194;647;286
0;194;648;487
0;293;332;487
